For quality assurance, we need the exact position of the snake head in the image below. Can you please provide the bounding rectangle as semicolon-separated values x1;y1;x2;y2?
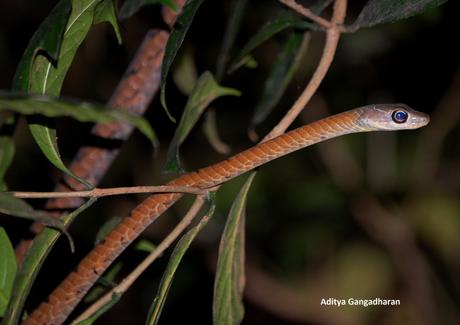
358;104;430;131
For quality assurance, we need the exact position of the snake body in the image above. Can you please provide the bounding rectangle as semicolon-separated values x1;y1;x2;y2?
23;104;429;325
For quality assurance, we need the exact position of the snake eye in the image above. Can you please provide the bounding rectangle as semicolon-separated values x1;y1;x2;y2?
392;110;408;123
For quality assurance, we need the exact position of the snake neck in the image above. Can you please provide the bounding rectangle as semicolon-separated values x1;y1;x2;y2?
173;108;365;189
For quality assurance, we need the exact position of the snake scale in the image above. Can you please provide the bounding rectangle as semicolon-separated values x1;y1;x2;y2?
23;104;429;324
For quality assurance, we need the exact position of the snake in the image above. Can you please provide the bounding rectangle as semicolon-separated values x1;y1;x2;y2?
23;104;429;325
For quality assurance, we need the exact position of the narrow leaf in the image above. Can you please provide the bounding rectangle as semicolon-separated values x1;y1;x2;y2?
76;293;121;325
0;193;65;230
119;0;178;20
3;198;97;325
172;47;198;95
251;32;308;126
228;15;313;73
215;0;248;81
0;136;15;191
0;94;157;146
94;0;122;43
351;0;448;30
0;227;17;317
160;0;206;121
135;239;157;253
164;71;240;173
213;173;255;325
146;215;211;325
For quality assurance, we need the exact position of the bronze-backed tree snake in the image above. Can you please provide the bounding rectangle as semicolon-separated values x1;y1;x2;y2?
23;104;429;324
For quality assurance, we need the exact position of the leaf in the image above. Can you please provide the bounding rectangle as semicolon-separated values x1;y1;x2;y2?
135;239;157;253
0;94;157;146
351;0;448;30
172;47;198;95
164;71;240;173
160;0;206;121
118;0;178;20
76;293;121;325
12;0;71;91
17;0;108;187
146;215;211;325
202;108;231;154
0;136;15;191
94;0;122;43
215;0;248;81
251;32;308;126
3;198;97;325
0;193;65;230
0;227;17;317
94;217;122;245
213;173;255;325
228;14;313;73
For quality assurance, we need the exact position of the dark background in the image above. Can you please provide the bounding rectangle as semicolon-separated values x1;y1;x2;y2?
1;0;459;324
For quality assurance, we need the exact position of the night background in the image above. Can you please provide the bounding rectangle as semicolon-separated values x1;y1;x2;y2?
1;0;460;324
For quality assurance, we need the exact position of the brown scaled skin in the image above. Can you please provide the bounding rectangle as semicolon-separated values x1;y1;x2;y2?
23;104;429;325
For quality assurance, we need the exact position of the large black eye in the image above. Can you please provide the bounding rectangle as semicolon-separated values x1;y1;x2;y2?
392;110;408;123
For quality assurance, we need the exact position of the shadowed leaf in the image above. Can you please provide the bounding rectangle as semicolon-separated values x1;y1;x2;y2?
228;14;313;73
164;71;240;173
0;136;14;191
213;173;255;324
94;0;122;43
0;193;65;230
251;32;308;126
0;94;157;146
76;293;121;325
160;0;206;121
146;211;213;324
351;0;448;30
119;0;177;20
0;227;17;317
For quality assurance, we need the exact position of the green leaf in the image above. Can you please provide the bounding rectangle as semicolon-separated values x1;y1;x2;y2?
146;215;211;325
94;0;122;43
351;0;448;30
172;47;198;96
119;0;178;20
228;14;313;73
0;136;15;191
135;239;157;253
17;0;108;187
0;94;157;146
3;198;97;325
160;0;206;121
213;173;255;325
0;227;17;317
12;0;71;91
164;71;240;173
0;193;65;230
76;292;121;325
95;217;122;245
251;32;308;126
215;0;248;81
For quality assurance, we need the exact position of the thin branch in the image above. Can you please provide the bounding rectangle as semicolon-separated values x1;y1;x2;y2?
266;0;347;140
71;195;207;325
278;0;332;30
10;185;207;199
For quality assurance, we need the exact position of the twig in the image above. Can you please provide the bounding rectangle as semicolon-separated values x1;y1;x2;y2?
278;0;332;30
10;185;207;199
71;195;207;324
266;0;347;140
